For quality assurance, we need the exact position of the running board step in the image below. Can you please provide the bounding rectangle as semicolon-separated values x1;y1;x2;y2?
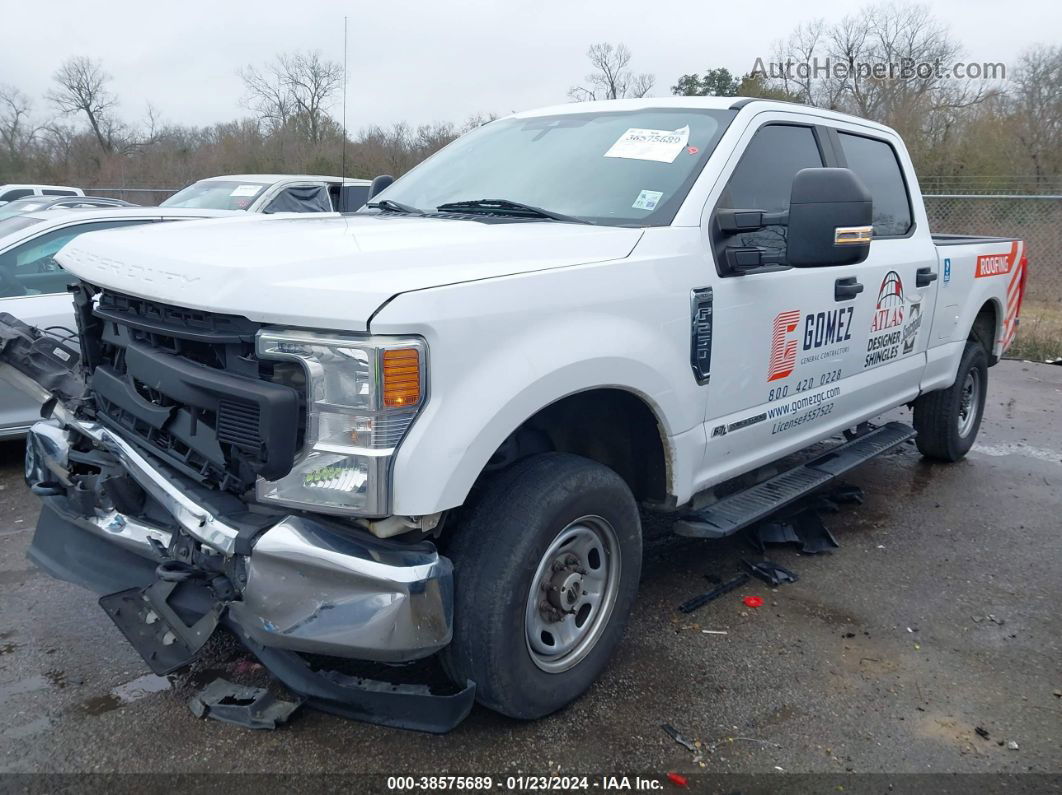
675;422;916;539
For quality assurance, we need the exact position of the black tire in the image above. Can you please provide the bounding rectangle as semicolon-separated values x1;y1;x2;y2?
913;340;988;462
441;453;642;719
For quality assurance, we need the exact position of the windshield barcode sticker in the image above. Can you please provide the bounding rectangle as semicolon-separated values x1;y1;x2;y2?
632;190;663;210
605;126;690;163
230;185;263;197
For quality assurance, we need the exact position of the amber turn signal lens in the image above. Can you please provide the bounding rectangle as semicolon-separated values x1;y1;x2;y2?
382;348;421;407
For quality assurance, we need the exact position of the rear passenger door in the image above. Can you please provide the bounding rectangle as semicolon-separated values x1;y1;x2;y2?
828;126;937;395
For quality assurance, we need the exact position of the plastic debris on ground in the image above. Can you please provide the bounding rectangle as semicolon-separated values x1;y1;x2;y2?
742;559;799;586
661;723;698;753
678;573;750;614
188;677;304;730
742;596;764;608
748;484;863;555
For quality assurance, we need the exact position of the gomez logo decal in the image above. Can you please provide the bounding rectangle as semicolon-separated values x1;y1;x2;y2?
768;307;853;382
768;310;801;382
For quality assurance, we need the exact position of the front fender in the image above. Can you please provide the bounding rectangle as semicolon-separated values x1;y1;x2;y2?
372;258;708;516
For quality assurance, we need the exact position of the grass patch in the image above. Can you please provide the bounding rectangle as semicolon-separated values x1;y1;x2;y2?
1007;299;1062;361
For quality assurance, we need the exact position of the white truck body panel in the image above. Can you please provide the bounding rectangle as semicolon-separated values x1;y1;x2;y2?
48;98;1025;519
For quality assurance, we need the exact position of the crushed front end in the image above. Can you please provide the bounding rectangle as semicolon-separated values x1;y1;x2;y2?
0;286;473;733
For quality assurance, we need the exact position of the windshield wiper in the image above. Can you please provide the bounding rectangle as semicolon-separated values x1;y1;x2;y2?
366;199;423;214
435;199;589;224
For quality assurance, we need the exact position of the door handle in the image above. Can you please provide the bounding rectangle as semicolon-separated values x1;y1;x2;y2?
916;267;938;287
834;277;864;301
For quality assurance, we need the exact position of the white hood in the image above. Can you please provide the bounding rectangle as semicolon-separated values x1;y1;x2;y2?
56;213;643;332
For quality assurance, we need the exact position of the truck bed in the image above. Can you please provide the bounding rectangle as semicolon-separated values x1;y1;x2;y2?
931;233;1018;247
931;236;1027;356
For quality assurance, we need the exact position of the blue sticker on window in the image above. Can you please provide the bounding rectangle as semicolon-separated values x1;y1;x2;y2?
943;258;951;285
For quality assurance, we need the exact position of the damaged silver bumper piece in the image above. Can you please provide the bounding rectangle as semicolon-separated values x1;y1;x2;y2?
25;419;454;663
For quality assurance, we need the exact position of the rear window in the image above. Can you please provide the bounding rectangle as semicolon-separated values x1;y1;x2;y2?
837;133;912;236
0;189;33;202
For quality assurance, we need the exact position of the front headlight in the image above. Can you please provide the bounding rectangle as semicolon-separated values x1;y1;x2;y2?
254;329;426;516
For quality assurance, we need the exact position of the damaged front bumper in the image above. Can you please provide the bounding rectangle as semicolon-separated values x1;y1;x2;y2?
23;416;473;731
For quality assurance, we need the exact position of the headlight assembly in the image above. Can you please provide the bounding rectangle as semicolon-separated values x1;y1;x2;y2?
254;329;426;516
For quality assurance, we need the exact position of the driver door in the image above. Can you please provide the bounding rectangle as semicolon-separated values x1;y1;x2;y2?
696;119;874;487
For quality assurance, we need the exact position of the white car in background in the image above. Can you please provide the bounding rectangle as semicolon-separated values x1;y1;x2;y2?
0;184;84;206
0;207;238;438
160;174;372;213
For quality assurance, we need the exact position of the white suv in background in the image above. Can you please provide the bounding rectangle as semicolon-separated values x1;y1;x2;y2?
0;184;84;206
161;174;372;213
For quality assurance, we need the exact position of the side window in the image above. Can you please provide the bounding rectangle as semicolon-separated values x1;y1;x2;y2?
0;219;154;298
837;133;912;236
718;125;824;259
0;189;34;203
263;185;332;213
42;189;78;196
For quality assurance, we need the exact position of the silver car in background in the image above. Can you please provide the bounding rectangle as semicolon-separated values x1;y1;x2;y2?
0;207;238;438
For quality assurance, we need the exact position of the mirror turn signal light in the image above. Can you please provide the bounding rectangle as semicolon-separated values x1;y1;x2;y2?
834;225;873;246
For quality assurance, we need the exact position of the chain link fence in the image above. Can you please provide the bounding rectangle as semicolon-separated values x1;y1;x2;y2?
923;194;1062;359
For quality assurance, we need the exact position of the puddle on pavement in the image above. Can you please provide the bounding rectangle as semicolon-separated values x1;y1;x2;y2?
972;442;1062;464
0;716;52;740
0;674;51;703
80;673;172;716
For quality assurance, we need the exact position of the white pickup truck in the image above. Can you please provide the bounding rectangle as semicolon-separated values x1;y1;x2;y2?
0;97;1027;732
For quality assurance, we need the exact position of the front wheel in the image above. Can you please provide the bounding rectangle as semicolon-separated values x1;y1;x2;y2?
913;340;988;462
441;453;642;719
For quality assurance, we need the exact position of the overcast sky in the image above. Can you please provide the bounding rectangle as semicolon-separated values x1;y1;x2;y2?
2;0;1057;131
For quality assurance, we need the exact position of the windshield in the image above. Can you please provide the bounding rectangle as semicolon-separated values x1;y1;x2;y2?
374;108;735;226
161;180;270;211
0;199;51;220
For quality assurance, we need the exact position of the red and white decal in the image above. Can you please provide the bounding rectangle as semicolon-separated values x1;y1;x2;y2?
1000;241;1027;351
976;248;1015;278
768;310;801;382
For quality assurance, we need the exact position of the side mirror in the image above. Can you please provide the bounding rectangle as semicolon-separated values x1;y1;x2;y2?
368;174;394;199
786;168;873;267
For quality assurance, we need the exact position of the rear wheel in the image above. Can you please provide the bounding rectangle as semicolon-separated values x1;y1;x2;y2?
441;453;642;719
913;340;988;462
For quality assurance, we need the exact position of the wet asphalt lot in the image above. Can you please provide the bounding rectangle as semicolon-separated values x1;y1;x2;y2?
0;359;1059;789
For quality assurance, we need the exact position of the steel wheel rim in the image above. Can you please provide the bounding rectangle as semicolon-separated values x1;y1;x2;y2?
957;369;980;438
524;515;621;674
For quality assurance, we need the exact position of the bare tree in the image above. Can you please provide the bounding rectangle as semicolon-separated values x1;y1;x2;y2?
569;43;655;101
1010;45;1062;183
47;57;121;153
0;85;39;163
766;3;995;130
241;51;342;143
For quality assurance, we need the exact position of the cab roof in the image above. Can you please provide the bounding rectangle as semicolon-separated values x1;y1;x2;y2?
199;174;370;185
512;96;896;136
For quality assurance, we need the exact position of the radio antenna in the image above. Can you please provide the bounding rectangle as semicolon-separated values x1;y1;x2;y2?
341;15;348;184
